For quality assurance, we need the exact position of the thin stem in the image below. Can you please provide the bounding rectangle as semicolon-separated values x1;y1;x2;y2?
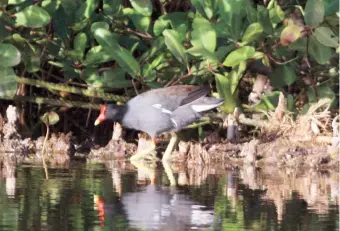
0;95;101;109
41;124;49;180
131;79;139;95
266;53;301;65
16;77;128;102
126;28;153;39
170;70;192;86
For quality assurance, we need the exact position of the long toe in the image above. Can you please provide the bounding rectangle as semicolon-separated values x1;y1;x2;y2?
146;151;159;161
130;144;157;161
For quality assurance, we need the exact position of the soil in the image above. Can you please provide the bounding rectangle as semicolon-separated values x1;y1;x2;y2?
0;105;338;171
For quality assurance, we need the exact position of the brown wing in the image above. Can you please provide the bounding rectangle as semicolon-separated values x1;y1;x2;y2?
130;85;211;111
148;85;210;104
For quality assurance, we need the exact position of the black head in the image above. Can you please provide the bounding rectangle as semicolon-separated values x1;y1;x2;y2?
94;104;126;126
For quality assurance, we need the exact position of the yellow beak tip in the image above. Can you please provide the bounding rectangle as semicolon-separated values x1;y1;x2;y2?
94;120;100;126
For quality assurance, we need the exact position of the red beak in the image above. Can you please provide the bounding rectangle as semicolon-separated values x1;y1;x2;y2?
94;105;106;126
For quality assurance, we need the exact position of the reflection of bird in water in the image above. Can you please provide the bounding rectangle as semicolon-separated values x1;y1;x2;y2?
121;184;214;231
94;195;105;227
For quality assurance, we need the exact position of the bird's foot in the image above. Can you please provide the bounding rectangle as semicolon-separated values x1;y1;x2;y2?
145;151;159;161
129;150;159;162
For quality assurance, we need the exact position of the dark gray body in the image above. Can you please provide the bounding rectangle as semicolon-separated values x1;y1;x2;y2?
120;85;223;138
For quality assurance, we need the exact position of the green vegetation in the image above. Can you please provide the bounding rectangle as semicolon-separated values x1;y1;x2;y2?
0;0;338;140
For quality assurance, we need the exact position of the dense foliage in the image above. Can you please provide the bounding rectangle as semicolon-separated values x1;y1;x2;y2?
0;0;338;121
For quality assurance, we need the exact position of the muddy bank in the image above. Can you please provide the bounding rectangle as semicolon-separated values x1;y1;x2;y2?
0;102;338;171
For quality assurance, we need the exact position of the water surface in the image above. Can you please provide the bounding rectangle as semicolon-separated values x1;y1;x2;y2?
0;161;338;231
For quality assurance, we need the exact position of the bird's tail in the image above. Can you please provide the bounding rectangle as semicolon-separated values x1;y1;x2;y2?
190;97;224;112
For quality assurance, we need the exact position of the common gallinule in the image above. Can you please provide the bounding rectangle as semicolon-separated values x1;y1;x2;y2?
94;85;224;161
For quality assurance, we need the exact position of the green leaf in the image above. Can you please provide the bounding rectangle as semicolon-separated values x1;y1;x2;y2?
218;0;245;39
245;0;257;23
103;0;122;16
0;67;17;98
73;32;87;61
149;53;166;70
288;38;307;52
280;23;301;46
324;0;339;16
14;5;51;28
153;12;188;40
307;81;335;103
84;0;98;18
304;0;324;27
215;62;246;112
0;43;21;67
250;91;280;111
22;49;40;73
41;0;61;16
94;28;140;77
287;94;295;112
215;44;234;61
241;22;263;45
48;61;64;68
163;29;187;64
81;66;125;88
8;0;25;4
123;8;150;33
191;0;208;18
91;21;110;35
83;46;112;65
101;68;132;88
270;64;297;88
201;0;218;19
130;0;152;16
187;45;218;64
81;67;100;85
269;1;284;25
12;33;35;52
257;5;273;34
40;111;59;126
0;0;7;8
309;35;332;64
313;26;339;47
71;18;89;32
191;16;216;53
142;63;157;82
52;6;69;40
223;46;255;67
0;20;10;42
153;15;170;36
191;0;217;19
212;21;231;38
118;34;142;53
139;37;165;62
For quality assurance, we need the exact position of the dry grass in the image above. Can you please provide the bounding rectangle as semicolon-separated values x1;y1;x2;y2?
261;98;333;143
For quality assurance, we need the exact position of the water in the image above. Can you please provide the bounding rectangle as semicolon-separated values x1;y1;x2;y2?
0;161;338;231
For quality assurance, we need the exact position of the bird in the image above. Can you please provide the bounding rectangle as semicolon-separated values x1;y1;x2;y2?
94;85;224;161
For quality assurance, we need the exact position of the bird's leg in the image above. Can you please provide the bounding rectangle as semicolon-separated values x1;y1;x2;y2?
130;159;157;184
130;138;157;161
162;133;179;161
162;159;176;186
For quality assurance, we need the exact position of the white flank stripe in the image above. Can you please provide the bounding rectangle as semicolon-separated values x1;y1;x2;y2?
171;118;178;128
152;104;162;109
191;102;223;112
161;108;172;114
152;104;172;114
